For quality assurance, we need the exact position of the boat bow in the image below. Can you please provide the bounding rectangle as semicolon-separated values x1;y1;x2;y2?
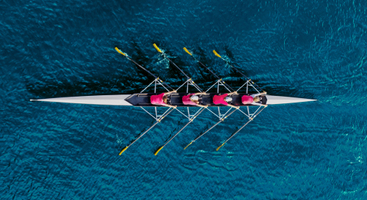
265;95;316;105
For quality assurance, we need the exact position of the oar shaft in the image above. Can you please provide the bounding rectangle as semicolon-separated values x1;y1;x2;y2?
155;108;206;155
194;109;237;141
213;50;264;92
228;64;263;92
115;47;174;90
165;120;193;145
165;108;205;146
223;120;252;144
167;57;190;80
128;121;160;147
184;47;234;92
153;44;190;79
153;44;203;92
197;61;235;92
197;61;220;79
217;106;267;151
184;108;238;150
119;108;175;155
195;120;221;140
119;121;159;155
133;108;175;146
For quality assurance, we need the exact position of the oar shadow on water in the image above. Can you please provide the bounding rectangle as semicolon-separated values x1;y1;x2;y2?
187;47;218;82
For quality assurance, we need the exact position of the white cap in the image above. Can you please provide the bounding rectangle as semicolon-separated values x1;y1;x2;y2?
224;96;232;102
190;95;199;101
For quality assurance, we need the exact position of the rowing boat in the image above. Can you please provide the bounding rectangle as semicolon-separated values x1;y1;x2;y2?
30;44;316;155
30;93;315;106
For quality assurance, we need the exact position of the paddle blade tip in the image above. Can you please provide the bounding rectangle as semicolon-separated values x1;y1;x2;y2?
154;146;164;156
153;43;162;53
119;146;129;155
183;47;192;56
216;144;225;151
184;142;193;150
213;50;221;58
115;47;126;56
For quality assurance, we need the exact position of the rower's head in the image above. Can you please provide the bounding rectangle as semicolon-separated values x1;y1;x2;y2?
190;95;199;101
224;96;232;102
163;95;168;104
253;96;264;103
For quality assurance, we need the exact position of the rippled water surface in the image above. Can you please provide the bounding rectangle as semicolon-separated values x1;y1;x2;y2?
1;0;367;199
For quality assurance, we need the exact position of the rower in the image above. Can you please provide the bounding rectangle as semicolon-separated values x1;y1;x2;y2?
241;91;267;105
182;92;207;107
150;90;177;108
213;91;239;108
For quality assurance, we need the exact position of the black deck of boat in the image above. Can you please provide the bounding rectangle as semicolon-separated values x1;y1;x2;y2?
125;93;266;107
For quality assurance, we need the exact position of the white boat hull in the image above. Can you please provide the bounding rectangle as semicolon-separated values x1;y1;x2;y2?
30;94;316;106
30;94;132;106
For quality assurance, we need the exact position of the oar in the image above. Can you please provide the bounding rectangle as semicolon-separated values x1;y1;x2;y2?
115;47;174;91
216;105;267;151
212;50;264;92
183;47;235;92
154;44;191;80
153;44;203;92
119;107;175;155
184;108;238;150
154;107;206;156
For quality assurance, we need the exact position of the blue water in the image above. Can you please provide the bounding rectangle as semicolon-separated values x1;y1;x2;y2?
1;0;367;199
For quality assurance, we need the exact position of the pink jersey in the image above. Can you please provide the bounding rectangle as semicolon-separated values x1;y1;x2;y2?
213;93;228;105
150;93;166;105
241;95;253;104
182;93;197;106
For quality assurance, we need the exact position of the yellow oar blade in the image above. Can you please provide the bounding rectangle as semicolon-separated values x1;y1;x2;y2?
184;141;193;150
115;47;126;56
153;43;162;53
183;47;192;56
119;146;129;155
154;146;164;156
216;143;225;151
213;50;222;58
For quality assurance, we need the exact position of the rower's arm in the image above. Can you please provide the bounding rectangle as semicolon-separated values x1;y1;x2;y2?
253;91;267;97
252;102;267;106
194;92;207;95
228;104;239;109
165;90;177;95
164;104;177;108
197;104;208;108
228;91;238;95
